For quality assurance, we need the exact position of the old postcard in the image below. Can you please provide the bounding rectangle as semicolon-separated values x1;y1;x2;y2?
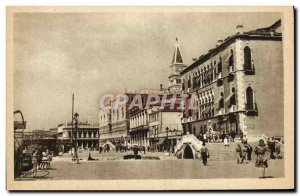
7;6;294;190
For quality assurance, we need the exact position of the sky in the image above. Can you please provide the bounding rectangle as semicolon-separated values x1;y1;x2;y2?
13;11;281;131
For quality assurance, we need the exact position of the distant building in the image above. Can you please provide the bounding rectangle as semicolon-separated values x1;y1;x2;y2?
23;129;57;153
98;89;167;146
148;107;183;147
57;122;99;152
129;97;183;148
180;20;283;140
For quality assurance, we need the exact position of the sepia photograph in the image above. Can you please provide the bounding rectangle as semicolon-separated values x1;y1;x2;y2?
6;6;294;190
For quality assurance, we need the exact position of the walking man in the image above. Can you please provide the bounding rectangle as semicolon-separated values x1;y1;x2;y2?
32;150;38;178
200;142;209;166
236;144;242;164
133;146;139;160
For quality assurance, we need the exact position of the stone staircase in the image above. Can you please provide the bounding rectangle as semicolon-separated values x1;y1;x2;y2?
205;143;237;161
174;134;238;161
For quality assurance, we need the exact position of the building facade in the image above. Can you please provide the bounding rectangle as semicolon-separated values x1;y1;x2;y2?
23;129;57;153
180;20;283;140
148;107;183;147
57;122;99;152
98;92;136;146
98;89;166;146
129;106;183;148
129;108;149;146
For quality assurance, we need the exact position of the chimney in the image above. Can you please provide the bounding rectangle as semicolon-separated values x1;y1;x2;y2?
216;39;223;47
236;25;244;34
160;84;163;91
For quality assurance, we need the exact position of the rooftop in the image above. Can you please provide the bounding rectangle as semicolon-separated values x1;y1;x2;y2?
181;19;282;75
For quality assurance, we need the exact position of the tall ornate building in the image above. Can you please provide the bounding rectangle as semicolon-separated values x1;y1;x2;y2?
180;20;283;141
168;38;187;94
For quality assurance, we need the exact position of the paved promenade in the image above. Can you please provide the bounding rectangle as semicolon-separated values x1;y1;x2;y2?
25;150;284;180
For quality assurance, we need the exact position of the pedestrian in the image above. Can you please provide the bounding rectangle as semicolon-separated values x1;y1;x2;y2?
99;146;103;154
268;137;276;159
254;139;270;178
221;132;225;142
133;146;139;160
224;135;229;147
236;144;242;164
240;130;244;141
241;142;248;164
143;146;146;154
203;133;207;143
244;141;253;162
275;141;282;159
32;150;38;178
36;149;42;170
41;150;48;170
200;142;209;166
242;134;248;144
231;131;236;143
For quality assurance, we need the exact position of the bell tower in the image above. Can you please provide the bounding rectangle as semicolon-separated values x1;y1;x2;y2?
168;38;187;93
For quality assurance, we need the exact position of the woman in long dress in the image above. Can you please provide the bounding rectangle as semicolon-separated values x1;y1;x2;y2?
254;139;270;178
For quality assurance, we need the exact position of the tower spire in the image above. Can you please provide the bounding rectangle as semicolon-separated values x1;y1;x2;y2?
171;37;184;64
168;38;187;94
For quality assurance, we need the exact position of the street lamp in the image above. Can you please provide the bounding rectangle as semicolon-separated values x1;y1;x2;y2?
166;126;169;150
74;112;79;164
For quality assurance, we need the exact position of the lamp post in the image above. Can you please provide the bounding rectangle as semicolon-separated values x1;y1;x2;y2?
166;126;169;151
74;112;79;164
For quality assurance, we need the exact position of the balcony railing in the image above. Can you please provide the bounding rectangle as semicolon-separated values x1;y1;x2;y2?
217;108;225;115
228;105;237;113
228;66;234;73
217;73;223;79
245;103;258;115
244;68;255;75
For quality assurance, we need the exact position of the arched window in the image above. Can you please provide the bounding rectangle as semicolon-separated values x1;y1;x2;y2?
219;92;224;109
182;79;185;91
244;46;252;71
230;88;236;106
246;87;254;110
218;57;223;73
188;76;191;88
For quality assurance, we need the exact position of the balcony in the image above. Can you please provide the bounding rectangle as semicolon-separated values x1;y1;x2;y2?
245;103;258;115
227;66;235;81
228;105;237;113
217;73;223;86
217;108;225;116
228;66;234;73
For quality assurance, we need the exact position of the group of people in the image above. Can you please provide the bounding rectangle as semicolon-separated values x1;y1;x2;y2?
31;148;53;178
198;130;246;145
267;137;283;159
199;137;282;178
236;140;253;164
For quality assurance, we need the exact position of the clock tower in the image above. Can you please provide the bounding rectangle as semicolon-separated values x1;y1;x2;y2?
168;38;187;93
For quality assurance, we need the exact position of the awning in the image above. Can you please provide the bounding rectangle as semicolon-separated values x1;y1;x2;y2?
156;137;166;145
